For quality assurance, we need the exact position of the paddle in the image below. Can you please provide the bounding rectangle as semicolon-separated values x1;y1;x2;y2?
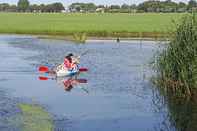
80;50;90;56
39;66;49;72
38;66;88;73
39;76;55;80
79;68;88;72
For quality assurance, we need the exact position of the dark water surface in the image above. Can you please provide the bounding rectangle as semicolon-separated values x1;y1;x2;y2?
0;35;172;131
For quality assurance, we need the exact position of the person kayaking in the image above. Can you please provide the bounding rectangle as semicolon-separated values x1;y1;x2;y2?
53;53;80;77
64;53;79;71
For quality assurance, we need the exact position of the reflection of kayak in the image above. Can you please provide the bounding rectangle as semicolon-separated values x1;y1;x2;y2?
38;75;88;93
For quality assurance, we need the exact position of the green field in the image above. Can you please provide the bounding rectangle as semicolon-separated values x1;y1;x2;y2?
0;13;185;38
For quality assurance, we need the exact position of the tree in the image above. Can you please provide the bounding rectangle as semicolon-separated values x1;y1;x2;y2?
52;2;65;12
121;4;130;9
138;1;161;12
163;0;178;12
179;2;187;8
86;3;96;12
0;3;18;12
29;4;39;12
69;3;82;12
110;5;121;9
130;4;137;9
177;2;187;12
0;3;10;11
8;5;17;12
17;0;30;12
138;0;179;13
69;3;96;12
75;6;81;12
44;4;53;12
188;0;197;11
39;4;45;12
97;5;105;8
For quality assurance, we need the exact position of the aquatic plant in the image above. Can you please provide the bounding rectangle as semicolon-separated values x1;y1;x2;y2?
18;104;53;131
154;14;197;98
73;32;87;43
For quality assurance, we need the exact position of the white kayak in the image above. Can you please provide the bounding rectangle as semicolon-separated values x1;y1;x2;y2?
55;63;79;77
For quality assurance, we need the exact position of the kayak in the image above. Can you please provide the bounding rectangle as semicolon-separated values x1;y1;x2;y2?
39;64;87;77
54;64;79;77
55;68;79;77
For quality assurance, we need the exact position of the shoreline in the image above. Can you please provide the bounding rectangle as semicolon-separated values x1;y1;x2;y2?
0;33;169;42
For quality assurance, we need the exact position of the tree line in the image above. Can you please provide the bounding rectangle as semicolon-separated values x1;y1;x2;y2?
0;0;64;12
0;0;196;13
137;0;197;13
69;0;197;13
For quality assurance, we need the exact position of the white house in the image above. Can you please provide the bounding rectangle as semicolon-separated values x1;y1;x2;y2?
96;8;105;13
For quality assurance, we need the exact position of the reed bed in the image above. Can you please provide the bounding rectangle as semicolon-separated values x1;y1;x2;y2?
154;14;197;98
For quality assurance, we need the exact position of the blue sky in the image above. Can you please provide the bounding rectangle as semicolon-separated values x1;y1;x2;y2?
0;0;190;7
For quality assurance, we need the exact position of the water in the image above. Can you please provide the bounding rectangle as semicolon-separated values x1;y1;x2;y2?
0;35;185;131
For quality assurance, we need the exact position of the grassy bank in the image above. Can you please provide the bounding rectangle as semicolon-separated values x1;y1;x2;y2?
0;13;185;38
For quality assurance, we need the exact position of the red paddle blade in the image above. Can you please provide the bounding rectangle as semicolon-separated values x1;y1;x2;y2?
77;79;87;83
79;68;88;72
39;76;48;80
39;66;49;72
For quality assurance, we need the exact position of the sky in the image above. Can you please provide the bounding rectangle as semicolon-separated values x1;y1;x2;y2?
0;0;191;7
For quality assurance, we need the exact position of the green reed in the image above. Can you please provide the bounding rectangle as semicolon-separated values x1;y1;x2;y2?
155;14;197;98
73;32;87;43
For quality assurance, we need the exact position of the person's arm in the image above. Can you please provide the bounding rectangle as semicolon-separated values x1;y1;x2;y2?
72;56;80;64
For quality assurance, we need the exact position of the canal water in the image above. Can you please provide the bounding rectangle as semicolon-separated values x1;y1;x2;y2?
0;35;176;131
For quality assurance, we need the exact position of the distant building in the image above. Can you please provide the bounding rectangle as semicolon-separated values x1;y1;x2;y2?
62;7;70;13
96;8;104;13
61;10;66;13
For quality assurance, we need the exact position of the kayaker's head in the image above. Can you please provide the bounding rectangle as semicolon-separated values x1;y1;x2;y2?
65;53;73;63
68;53;73;57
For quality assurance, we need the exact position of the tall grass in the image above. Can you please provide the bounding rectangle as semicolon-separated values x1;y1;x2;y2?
155;14;197;98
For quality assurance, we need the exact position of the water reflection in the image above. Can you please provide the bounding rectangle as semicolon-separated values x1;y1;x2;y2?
62;77;88;93
152;89;197;131
39;73;88;93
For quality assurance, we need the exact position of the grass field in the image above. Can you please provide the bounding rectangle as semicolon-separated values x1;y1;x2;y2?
0;13;185;38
